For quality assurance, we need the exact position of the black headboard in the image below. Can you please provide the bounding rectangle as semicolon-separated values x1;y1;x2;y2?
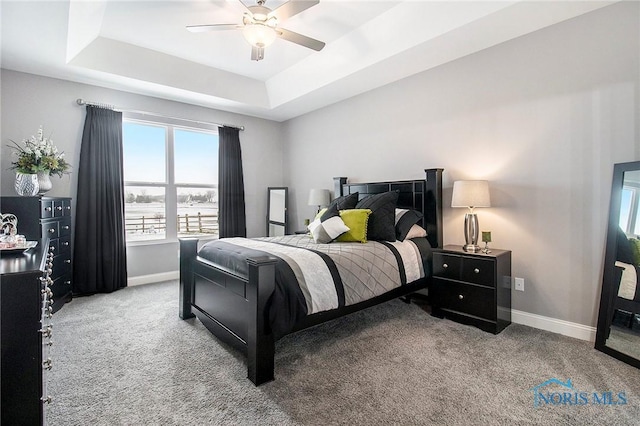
333;168;443;249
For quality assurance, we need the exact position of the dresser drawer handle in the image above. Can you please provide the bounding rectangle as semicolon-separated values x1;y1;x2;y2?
48;228;56;234
63;242;70;246
64;280;71;285
443;263;448;269
62;225;70;230
474;268;480;274
64;259;71;264
56;206;63;211
49;245;55;252
66;206;71;210
458;294;464;300
45;207;52;212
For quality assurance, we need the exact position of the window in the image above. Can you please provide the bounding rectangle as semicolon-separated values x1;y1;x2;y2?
122;115;218;243
620;185;640;237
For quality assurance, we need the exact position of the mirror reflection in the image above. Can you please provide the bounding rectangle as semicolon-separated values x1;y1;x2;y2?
267;187;288;237
602;167;640;363
606;170;640;355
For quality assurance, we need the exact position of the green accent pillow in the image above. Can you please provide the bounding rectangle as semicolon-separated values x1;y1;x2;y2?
336;209;372;243
629;238;640;266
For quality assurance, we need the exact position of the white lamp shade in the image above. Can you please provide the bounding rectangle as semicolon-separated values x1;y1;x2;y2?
308;189;330;206
451;180;491;208
242;23;277;48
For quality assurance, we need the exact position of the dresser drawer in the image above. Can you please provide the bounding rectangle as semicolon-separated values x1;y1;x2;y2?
460;257;495;287
431;279;496;321
52;253;72;279
42;221;58;239
58;217;71;237
40;199;54;218
433;253;462;280
58;235;71;254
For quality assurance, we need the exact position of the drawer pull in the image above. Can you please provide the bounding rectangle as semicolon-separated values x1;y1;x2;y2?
45;207;52;212
43;358;53;370
62;225;70;230
49;246;55;252
443;263;448;269
56;206;63;211
63;242;70;246
64;259;71;264
474;268;480;274
48;228;56;234
64;280;71;285
458;294;464;300
66;206;71;210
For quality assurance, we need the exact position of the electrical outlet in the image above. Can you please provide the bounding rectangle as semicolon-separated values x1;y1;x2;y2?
515;277;525;292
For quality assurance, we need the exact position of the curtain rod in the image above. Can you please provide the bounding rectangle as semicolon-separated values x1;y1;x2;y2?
75;99;245;131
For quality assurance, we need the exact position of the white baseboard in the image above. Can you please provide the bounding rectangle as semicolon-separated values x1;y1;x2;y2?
512;309;596;342
128;271;179;287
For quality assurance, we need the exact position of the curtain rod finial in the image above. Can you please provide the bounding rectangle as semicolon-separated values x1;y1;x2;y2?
76;98;86;105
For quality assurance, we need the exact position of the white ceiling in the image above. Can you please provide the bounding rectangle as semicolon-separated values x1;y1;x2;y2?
0;0;616;122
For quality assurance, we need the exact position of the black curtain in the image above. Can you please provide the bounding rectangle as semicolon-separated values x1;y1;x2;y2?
218;126;246;238
73;106;128;294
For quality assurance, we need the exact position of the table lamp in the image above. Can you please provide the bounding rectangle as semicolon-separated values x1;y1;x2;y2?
451;180;491;252
308;189;330;214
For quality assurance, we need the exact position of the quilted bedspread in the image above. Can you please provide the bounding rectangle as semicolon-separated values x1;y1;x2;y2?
197;235;432;338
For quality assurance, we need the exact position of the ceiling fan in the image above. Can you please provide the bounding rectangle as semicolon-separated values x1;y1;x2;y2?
187;0;326;61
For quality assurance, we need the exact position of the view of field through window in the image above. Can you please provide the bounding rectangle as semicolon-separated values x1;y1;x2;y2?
123;121;218;242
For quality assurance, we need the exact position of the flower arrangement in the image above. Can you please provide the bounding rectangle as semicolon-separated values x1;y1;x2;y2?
9;126;69;177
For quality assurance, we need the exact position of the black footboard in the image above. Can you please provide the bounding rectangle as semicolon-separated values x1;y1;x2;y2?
179;238;278;385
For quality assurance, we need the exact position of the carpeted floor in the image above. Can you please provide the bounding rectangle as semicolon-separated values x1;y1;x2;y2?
47;281;640;425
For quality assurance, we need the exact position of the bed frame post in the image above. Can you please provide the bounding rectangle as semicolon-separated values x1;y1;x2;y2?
246;256;278;385
334;177;347;197
179;238;198;320
425;168;444;249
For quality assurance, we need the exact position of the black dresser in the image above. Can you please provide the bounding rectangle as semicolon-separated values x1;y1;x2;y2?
1;242;54;425
430;245;512;334
0;196;73;312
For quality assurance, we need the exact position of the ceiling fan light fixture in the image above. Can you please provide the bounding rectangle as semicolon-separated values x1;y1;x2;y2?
242;23;277;48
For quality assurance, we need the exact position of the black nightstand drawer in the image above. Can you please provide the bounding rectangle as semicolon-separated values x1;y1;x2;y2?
461;257;494;287
432;279;496;321
433;253;461;280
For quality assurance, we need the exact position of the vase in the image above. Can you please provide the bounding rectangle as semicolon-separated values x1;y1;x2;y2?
37;171;53;194
14;172;40;196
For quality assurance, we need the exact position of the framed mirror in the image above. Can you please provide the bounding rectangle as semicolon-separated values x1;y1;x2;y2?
595;161;640;369
267;187;288;237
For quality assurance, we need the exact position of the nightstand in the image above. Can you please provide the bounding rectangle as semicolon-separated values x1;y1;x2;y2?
430;244;512;334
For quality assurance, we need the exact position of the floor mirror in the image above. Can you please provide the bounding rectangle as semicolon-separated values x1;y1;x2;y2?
267;187;288;237
595;160;640;369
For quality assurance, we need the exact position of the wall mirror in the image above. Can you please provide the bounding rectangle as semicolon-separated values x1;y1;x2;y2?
267;187;288;237
595;161;640;369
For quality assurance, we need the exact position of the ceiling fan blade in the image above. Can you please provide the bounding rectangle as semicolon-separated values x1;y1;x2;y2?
269;0;319;21
186;24;239;33
277;28;325;51
251;46;265;61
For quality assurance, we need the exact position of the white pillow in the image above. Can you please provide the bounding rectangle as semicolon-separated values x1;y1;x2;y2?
308;216;350;244
404;224;427;240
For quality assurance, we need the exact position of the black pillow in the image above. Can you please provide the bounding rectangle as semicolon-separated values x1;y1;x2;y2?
327;192;359;210
617;227;635;264
355;191;399;241
395;209;423;241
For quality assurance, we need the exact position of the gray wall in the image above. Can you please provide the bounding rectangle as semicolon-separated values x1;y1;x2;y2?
0;70;285;277
281;2;640;327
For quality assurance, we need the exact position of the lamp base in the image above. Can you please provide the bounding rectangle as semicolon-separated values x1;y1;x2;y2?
463;213;480;253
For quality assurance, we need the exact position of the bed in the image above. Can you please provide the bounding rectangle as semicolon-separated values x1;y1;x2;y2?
179;168;443;385
610;261;640;331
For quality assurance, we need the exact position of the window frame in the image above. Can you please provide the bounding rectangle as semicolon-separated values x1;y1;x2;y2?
122;112;219;245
